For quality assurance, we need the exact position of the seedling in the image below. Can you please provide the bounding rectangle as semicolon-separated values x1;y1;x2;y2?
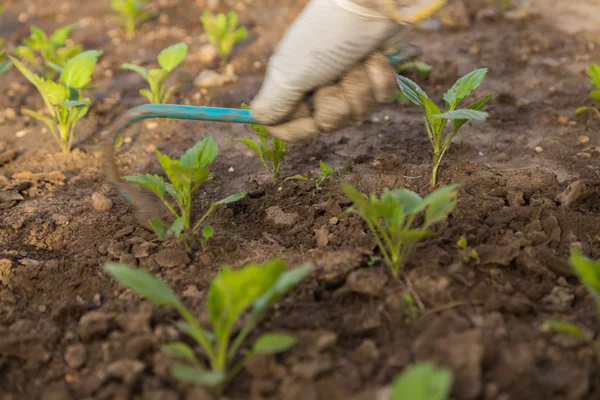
541;249;600;353
121;42;188;104
397;60;433;81
10;50;101;153
111;0;156;35
391;362;453;400
199;225;214;252
0;47;9;76
283;161;335;191
575;63;600;120
403;293;420;324
342;182;459;277
237;103;288;183
123;137;246;252
457;235;479;263
200;11;247;63
106;260;312;389
397;69;493;186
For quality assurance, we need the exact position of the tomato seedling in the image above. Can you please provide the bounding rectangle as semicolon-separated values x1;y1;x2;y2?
391;362;453;400
111;0;156;35
283;160;335;191
10;50;101;153
106;260;312;389
200;11;247;63
575;63;600;120
397;69;493;186
342;183;459;277
123;137;245;252
237;103;288;183
121;42;188;104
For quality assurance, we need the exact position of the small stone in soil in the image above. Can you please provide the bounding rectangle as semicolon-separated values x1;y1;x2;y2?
155;248;190;268
91;192;113;212
78;311;114;341
104;359;145;385
64;343;87;369
0;259;13;285
555;180;586;208
265;206;298;227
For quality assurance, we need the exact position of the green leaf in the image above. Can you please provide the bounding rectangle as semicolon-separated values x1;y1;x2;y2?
253;333;297;355
424;189;458;226
121;63;149;81
162;84;180;104
202;225;214;240
540;320;593;342
9;56;45;89
319;161;334;178
387;189;423;215
422;97;445;137
575;106;600;118
148;68;169;99
391;362;453;400
60;50;102;89
149;218;168;240
589;90;600;103
397;230;437;246
242;103;271;140
213;193;246;207
140;89;154;103
237;138;264;161
161;342;199;364
176;321;214;347
253;263;313;315
453;93;494;132
40;80;68;104
123;174;167;200
396;74;428;108
443;68;488;109
23;109;57;135
105;263;184;309
0;60;12;75
180;137;219;168
158;42;188;72
171;365;225;386
569;249;600;303
413;184;461;215
56;100;89;108
281;175;309;185
457;236;468;250
434;109;488;120
167;216;185;238
50;24;77;47
589;63;600;89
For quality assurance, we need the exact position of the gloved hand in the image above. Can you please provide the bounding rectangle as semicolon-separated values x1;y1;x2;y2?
250;0;447;142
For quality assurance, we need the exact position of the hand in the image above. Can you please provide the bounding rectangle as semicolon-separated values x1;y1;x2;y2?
250;0;404;142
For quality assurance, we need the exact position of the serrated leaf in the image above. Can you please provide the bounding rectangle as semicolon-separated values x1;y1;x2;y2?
387;189;423;215
434;109;488;120
41;80;68;104
50;24;77;47
396;74;428;107
213;193;246;207
443;68;488;109
171;365;225;386
391;362;453;400
241;103;271;140
180;137;219;168
540;320;592;342
60;50;102;89
589;63;600;89
161;342;199;364
123;174;167;200
319;161;334;178
121;63;149;81
158;42;188;72
9;56;45;89
105;263;184;309
237;138;264;161
253;333;297;355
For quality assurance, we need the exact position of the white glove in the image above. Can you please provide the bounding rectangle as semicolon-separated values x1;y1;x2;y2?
250;0;404;142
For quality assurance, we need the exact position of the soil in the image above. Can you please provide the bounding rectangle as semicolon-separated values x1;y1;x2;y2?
1;0;600;399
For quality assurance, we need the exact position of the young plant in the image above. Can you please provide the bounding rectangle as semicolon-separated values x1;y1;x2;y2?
397;60;433;81
10;50;101;153
397;69;493;186
200;11;248;63
121;42;188;104
9;25;82;80
391;362;453;400
403;293;420;324
541;249;600;354
575;63;600;120
341;183;459;277
123;137;245;252
111;0;156;35
237;104;287;183
0;47;10;76
283;160;335;191
106;260;313;388
457;235;479;263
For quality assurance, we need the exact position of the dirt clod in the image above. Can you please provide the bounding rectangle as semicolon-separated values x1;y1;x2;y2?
154;248;190;268
64;343;87;369
78;311;115;341
91;193;113;212
265;206;299;227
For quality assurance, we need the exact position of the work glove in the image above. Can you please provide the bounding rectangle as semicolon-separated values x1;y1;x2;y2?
250;0;447;142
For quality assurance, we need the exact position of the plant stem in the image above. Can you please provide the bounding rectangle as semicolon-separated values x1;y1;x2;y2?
192;205;216;234
178;306;216;365
430;152;441;187
225;351;254;383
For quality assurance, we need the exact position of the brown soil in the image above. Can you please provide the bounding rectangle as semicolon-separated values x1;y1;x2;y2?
1;0;600;399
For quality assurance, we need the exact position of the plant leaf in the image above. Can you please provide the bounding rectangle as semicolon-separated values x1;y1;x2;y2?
9;56;45;89
253;262;313;315
319;161;334;178
396;74;428;108
50;24;77;47
167;216;185;238
237;138;264;161
589;90;600;103
412;184;461;215
589;63;600;89
23;109;57;136
202;225;214;240
569;249;600;303
453;93;494;131
171;365;225;386
162;84;180;104
213;193;246;207
391;362;453;400
161;342;199;364
396;230;437;246
387;189;423;215
180;137;219;168
56;100;89;108
121;63;149;81
140;89;154;103
122;174;167;200
443;68;488;109
540;320;593;342
253;333;297;355
0;60;12;75
434;109;488;121
105;263;184;309
60;50;102;89
158;42;188;72
424;189;458;226
149;218;168;240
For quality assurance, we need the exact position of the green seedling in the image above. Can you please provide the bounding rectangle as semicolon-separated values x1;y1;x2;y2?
111;0;156;35
10;50;101;153
397;68;493;186
403;293;420;324
391;362;453;400
200;11;247;63
283;161;335;191
9;25;82;80
541;249;600;353
237;103;287;183
397;60;433;81
121;42;188;104
123;137;246;252
457;235;479;263
199;225;214;252
576;63;600;120
342;183;459;277
106;260;312;389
